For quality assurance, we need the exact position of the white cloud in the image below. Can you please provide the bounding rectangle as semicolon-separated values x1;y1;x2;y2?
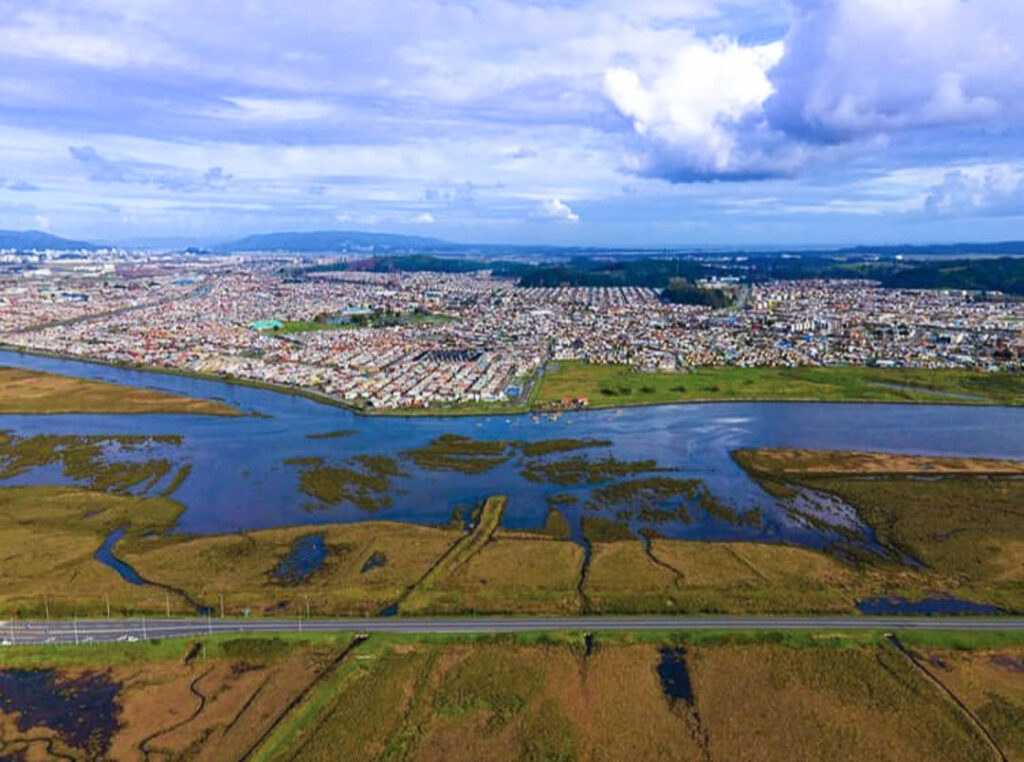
605;0;1024;182
924;166;1024;217
768;0;1024;138
535;198;579;222
605;36;787;179
412;212;435;224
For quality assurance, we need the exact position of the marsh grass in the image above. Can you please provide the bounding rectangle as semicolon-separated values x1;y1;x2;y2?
0;365;239;416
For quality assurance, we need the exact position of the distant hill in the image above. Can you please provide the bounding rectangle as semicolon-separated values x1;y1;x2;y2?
217;230;451;253
0;229;97;251
838;241;1024;257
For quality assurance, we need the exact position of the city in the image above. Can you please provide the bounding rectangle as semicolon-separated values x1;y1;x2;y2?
2;250;1021;411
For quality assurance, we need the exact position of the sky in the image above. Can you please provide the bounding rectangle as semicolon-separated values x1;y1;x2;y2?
1;0;1024;248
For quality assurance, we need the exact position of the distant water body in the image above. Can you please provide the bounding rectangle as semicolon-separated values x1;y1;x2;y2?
1;349;1022;553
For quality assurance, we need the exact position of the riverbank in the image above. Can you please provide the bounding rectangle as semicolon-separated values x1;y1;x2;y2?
4;455;1021;619
534;361;1024;410
4;344;1021;419
0;365;241;416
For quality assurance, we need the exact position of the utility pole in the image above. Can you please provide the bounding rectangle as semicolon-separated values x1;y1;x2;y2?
304;594;310;619
44;595;50;639
142;615;148;640
73;616;79;646
207;611;212;635
219;594;224;619
165;593;170;619
105;595;110;619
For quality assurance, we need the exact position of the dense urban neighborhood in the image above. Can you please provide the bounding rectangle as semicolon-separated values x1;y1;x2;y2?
1;249;1021;410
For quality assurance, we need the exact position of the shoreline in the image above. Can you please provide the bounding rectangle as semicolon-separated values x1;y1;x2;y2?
0;342;1021;419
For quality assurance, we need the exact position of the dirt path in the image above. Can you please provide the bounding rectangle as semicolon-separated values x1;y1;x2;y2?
885;635;1007;762
239;636;367;761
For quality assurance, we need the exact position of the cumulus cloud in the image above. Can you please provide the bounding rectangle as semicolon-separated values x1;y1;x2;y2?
924;167;1024;217
412;212;435;224
535;198;579;222
607;0;1024;182
604;36;793;180
766;0;1023;140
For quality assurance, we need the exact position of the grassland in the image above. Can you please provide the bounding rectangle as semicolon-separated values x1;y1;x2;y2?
121;520;463;617
402;434;514;474
0;633;354;762
735;448;1024;612
0;365;240;415
8;469;1020;618
399;496;586;615
534;361;1024;409
2;631;1022;761
243;633;1024;762
0;485;186;617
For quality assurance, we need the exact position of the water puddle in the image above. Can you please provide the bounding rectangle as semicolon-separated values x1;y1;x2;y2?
272;533;328;586
94;528;145;585
656;647;695;703
0;669;120;760
360;551;387;573
856;595;1002;615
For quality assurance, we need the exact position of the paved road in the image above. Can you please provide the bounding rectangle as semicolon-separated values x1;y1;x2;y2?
3;616;1023;646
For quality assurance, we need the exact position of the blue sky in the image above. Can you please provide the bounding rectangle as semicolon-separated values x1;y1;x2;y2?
1;0;1023;247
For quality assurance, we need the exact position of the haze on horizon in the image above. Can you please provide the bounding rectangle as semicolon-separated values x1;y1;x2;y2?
1;0;1024;249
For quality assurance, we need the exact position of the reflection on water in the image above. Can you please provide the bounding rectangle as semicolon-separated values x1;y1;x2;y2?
656;647;695;703
94;528;145;585
1;350;1023;558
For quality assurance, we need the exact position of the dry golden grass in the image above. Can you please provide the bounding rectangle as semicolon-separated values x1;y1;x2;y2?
0;642;332;762
917;648;1024;761
586;539;856;614
400;533;584;615
0;366;239;416
735;448;1024;476
584;540;678;613
124;521;462;616
691;644;991;762
0;486;186;616
553;644;707;762
8;638;1022;762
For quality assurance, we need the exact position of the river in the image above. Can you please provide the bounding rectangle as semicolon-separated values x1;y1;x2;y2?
1;349;1022;554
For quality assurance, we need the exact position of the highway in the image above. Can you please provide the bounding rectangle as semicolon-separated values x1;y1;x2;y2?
2;615;1023;646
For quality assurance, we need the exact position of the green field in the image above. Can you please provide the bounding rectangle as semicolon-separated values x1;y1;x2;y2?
534;361;1024;408
280;313;457;334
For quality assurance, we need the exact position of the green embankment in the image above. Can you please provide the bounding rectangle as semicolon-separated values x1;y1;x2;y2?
534;361;1024;408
